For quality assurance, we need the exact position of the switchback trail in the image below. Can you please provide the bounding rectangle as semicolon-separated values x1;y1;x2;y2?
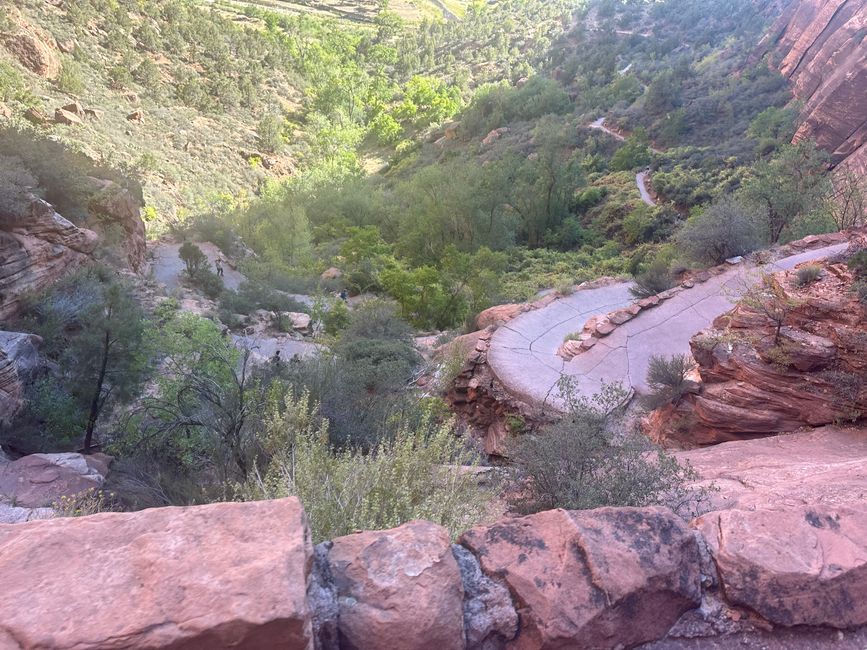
487;243;849;410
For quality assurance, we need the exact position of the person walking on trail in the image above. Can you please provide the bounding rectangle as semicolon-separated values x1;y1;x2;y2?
215;257;224;278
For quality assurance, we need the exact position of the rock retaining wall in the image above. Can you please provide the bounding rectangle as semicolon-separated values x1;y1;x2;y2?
2;497;867;649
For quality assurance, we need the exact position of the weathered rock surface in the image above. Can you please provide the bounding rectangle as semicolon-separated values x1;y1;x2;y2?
696;504;867;628
0;498;314;649
326;520;466;650
0;452;112;508
677;426;867;513
0;195;98;320
84;177;148;273
0;12;60;79
0;332;40;424
758;0;867;175
460;507;701;649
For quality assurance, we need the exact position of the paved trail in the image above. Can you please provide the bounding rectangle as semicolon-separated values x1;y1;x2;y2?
588;118;659;206
488;243;849;410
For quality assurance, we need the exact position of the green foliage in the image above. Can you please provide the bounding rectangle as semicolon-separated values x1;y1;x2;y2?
239;390;495;542
609;130;652;172
57;59;85;95
848;250;867;278
675;197;763;265
794;264;822;288
256;114;285;154
509;381;699;514
461;76;571;137
643;354;696;409
630;258;674;298
178;241;209;279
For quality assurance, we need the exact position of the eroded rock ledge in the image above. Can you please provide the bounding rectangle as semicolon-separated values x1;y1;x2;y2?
2;491;867;649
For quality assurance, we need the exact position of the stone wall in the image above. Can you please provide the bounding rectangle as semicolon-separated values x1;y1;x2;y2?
2;496;867;649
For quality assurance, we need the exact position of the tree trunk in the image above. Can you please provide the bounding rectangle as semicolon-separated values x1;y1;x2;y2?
83;329;111;453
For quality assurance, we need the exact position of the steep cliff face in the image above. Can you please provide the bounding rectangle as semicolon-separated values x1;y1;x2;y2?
757;0;867;174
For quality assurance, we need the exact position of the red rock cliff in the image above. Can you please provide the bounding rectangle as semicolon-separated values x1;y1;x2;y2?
757;0;867;174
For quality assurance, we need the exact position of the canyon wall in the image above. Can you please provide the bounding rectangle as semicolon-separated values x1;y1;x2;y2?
756;0;867;175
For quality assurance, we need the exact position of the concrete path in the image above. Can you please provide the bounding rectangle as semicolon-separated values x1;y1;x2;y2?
151;241;245;292
488;243;849;410
636;170;655;206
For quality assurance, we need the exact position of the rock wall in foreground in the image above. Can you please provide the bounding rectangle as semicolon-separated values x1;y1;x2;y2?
2;492;867;649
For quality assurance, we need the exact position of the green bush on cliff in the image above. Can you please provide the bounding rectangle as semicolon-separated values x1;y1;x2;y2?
238;390;495;542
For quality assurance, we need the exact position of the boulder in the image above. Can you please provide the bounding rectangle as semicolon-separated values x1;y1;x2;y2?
282;311;311;333
482;127;510;146
326;520;465;650
0;498;314;648
126;109;144;123
696;504;867;627
460;507;701;649
0;20;60;79
61;101;85;118
476;303;526;329
23;106;51;125
0;102;11;120
0;452;112;508
53;107;82;125
321;266;342;280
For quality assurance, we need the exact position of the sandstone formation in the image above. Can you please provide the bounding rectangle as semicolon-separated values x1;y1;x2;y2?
757;0;867;175
0;195;98;320
0;11;60;79
460;507;701;649
647;248;867;447
85;177;149;273
325;520;466;650
0;452;111;508
676;425;867;513
0;332;40;424
0;498;314;649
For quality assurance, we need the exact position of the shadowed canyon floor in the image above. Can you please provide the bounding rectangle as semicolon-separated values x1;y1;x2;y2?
487;242;849;409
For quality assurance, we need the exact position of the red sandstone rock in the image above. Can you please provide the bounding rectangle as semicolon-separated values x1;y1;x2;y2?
476;303;526;329
0;498;314;649
84;178;148;273
53;107;82;125
0;452;111;508
696;504;867;628
0;14;60;79
0;332;40;424
460;507;701;649
759;0;867;174
327;520;465;650
676;425;867;512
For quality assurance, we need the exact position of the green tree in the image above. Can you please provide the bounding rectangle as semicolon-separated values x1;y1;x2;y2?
742;141;830;242
676;196;763;265
178;241;209;279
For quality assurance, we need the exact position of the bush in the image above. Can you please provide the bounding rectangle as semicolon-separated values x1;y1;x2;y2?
794;264;822;287
675;197;763;265
630;258;674;298
239;391;495;542
854;280;867;305
256;114;285;154
643;354;695;409
221;280;308;317
57;60;85;95
848;250;867;278
509;380;699;514
191;268;225;299
178;241;209;278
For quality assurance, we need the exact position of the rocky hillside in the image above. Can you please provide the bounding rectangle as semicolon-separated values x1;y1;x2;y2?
757;0;867;175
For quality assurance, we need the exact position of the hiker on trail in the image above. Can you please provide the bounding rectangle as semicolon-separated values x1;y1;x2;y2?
215;257;224;277
339;289;348;302
271;349;282;369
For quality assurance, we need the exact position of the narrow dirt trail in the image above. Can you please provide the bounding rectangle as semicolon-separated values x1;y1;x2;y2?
487;243;850;411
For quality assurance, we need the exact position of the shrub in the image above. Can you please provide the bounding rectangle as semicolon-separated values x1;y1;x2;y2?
256;114;285;154
676;197;763;265
57;60;85;95
643;354;696;409
630;258;674;298
178;241;209;278
191;268;225;299
794;264;822;287
238;391;495;542
220;280;308;317
53;488;114;517
853;280;867;305
848;250;867;278
509;380;700;515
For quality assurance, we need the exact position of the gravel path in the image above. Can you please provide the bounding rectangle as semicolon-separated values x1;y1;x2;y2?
488;243;850;410
588;118;659;205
